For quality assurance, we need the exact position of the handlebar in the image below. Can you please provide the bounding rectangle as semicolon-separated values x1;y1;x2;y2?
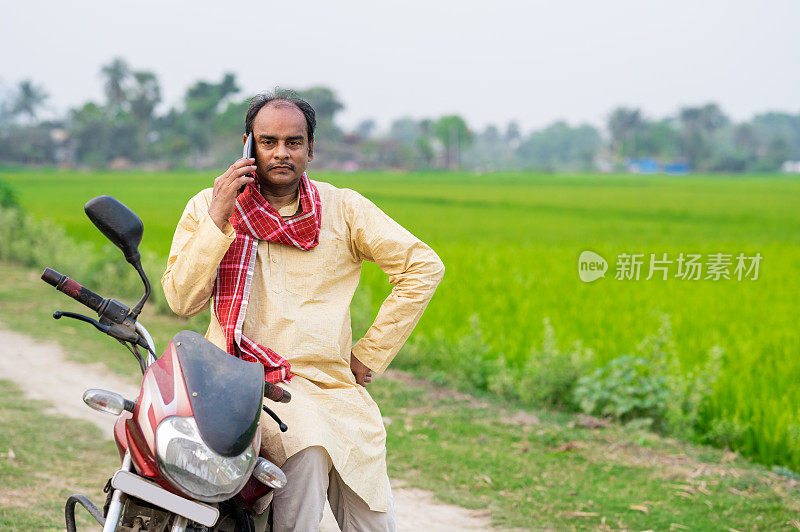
42;268;104;313
265;382;291;403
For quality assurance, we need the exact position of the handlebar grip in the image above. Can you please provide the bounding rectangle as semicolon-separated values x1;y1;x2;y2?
41;268;105;313
264;382;291;403
41;267;62;287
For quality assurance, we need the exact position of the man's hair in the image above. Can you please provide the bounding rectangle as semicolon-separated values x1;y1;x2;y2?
244;90;317;143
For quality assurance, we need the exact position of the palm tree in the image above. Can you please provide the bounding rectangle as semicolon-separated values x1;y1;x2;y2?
101;57;130;109
129;71;161;123
12;80;49;121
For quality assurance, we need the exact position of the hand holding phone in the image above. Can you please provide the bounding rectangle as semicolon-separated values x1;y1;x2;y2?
208;151;255;231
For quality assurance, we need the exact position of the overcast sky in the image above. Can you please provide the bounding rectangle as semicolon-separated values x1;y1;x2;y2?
2;0;798;134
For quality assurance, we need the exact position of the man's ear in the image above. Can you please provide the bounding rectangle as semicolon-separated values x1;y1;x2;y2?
307;140;314;162
242;133;248;145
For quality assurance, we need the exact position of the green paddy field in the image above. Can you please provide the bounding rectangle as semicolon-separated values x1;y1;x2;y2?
2;168;799;471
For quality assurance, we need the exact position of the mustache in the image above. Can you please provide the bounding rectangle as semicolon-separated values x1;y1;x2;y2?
265;162;296;171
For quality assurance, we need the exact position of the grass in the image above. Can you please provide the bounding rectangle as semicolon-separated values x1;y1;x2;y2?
2;260;800;530
0;379;119;530
375;373;800;530
1;168;800;473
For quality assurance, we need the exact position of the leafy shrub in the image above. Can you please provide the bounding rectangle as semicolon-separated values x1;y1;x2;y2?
574;355;669;424
771;465;800;481
0;180;19;209
400;314;495;390
486;355;518;400
663;345;723;438
399;316;593;406
702;417;749;448
573;314;723;436
515;318;594;408
448;319;496;391
0;204;95;281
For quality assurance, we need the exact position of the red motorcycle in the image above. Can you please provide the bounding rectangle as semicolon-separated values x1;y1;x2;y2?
42;195;289;531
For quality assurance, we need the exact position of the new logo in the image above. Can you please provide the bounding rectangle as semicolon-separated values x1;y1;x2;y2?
578;251;608;282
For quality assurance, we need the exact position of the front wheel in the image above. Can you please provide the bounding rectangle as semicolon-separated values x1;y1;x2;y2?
65;494;105;531
215;500;256;532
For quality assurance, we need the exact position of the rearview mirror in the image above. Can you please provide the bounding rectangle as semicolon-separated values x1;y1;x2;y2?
84;195;143;265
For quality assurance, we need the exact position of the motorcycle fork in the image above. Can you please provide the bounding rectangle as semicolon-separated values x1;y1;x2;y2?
104;321;158;532
101;456;193;532
103;450;132;532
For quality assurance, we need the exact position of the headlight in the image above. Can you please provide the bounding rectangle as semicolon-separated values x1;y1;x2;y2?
155;416;256;502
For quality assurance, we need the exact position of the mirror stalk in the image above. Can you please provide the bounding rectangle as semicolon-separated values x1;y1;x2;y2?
129;261;150;320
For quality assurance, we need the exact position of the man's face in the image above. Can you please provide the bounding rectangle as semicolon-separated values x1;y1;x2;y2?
245;103;314;189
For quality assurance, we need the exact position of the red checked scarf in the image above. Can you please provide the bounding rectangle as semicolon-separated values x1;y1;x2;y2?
212;173;322;383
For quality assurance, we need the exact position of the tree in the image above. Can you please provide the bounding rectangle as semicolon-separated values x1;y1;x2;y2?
483;125;500;144
607;107;643;160
698;103;729;131
388;117;421;144
432;115;472;169
129;71;161;124
462;124;511;171
69;102;115;165
504;121;521;148
354;119;376;140
382;118;437;170
0;82;13;127
124;71;162;161
751;112;800;161
730;123;758;170
100;58;130;110
295;87;344;123
295;86;345;154
764;137;789;171
185;73;239;124
629;119;679;160
415;135;434;168
12;80;49;122
678;103;729;170
516;121;601;171
181;73;240;154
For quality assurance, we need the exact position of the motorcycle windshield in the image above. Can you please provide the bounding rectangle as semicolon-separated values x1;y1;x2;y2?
173;331;264;457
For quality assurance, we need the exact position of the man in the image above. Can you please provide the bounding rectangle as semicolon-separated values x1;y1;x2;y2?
161;92;444;531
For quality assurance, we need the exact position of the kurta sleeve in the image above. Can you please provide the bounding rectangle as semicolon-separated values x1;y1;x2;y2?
161;190;236;317
346;190;445;373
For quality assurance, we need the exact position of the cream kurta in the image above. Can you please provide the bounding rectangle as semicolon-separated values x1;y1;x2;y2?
161;180;444;512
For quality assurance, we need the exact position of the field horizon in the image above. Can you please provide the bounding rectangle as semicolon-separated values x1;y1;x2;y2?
2;168;799;472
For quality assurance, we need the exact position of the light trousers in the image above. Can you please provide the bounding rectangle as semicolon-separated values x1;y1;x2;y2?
269;446;396;532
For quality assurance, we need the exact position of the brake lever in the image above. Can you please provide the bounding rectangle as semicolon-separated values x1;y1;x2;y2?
54;310;111;334
262;405;288;432
54;311;145;346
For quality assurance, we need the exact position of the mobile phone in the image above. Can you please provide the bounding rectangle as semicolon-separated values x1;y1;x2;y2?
243;131;254;160
240;132;255;194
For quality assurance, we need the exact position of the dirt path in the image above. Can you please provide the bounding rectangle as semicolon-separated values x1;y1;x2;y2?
0;325;494;531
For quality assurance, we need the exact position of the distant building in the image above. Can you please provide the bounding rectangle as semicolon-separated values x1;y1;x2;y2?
626;158;688;175
627;158;659;174
664;162;689;175
781;161;800;174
